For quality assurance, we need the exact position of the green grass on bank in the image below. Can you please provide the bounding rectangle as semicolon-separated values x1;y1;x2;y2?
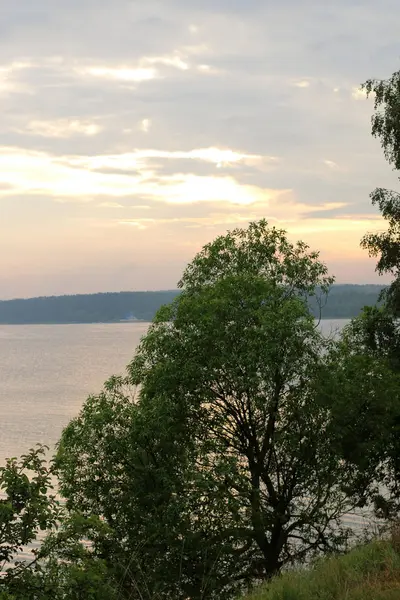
245;537;400;600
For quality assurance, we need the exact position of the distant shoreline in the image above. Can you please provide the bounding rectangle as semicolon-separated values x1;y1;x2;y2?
0;317;353;326
0;286;384;324
0;320;148;325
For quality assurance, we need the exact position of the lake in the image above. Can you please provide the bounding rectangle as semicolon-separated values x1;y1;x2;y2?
0;320;349;464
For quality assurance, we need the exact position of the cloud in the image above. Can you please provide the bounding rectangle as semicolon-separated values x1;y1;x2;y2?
98;201;124;208
64;147;270;169
75;48;205;85
0;146;285;205
80;66;157;82
1;0;399;296
115;200;351;231
22;119;102;138
293;80;310;88
0;60;34;94
323;159;339;170
140;118;151;133
145;54;189;70
196;64;221;74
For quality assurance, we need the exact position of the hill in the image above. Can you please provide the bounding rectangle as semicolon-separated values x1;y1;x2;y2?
0;285;385;324
0;291;180;324
309;283;385;318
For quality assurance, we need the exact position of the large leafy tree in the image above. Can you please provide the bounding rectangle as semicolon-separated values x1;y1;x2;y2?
55;220;391;599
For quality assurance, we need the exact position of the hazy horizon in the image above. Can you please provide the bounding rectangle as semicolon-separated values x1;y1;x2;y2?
1;1;399;297
0;281;388;303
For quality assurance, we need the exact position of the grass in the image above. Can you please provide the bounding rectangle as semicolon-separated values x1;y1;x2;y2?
245;535;400;600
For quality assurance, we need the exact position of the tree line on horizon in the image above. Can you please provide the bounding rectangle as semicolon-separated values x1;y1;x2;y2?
0;284;386;323
3;68;400;599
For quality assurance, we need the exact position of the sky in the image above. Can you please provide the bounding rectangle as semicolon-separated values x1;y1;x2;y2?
1;0;400;299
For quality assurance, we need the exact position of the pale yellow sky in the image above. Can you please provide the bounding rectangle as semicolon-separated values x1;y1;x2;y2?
0;0;398;298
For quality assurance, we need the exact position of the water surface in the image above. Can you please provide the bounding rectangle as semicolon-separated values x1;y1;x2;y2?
0;320;350;462
0;323;149;462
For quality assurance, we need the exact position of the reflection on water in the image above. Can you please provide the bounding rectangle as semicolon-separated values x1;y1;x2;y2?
0;323;150;463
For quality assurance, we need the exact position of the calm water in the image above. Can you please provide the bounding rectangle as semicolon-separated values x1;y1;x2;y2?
0;323;149;463
0;320;349;464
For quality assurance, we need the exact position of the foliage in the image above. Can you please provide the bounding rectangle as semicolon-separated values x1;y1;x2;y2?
362;72;400;171
0;447;118;599
318;322;400;508
361;71;400;314
340;306;400;372
328;311;400;520
3;529;118;600
175;220;333;294
0;446;61;569
56;376;247;599
340;70;400;522
55;220;392;599
245;537;400;600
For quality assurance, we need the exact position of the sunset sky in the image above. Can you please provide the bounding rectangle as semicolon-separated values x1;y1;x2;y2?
1;0;399;299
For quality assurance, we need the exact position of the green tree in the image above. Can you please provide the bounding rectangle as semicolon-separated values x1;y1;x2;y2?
55;221;388;599
339;306;400;372
361;71;400;314
319;324;400;515
328;309;400;522
352;70;400;375
329;70;400;524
